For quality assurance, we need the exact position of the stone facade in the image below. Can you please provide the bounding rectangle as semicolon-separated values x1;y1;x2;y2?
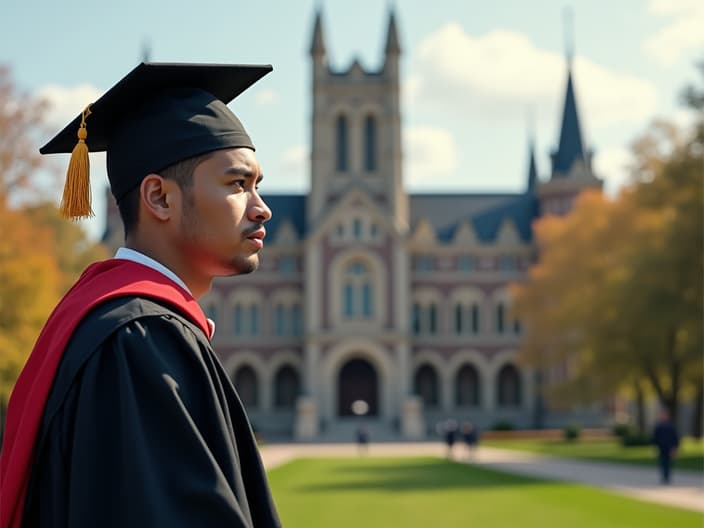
103;10;604;440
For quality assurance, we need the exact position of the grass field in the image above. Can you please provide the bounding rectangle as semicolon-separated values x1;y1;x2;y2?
482;437;704;472
267;457;702;528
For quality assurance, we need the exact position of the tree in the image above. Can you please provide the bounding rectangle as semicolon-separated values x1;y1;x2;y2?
513;89;703;431
512;191;654;409
24;203;109;293
0;66;108;441
0;65;48;205
0;202;62;407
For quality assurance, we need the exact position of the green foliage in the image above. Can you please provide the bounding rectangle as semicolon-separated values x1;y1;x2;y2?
267;457;702;527
621;433;653;448
564;424;581;442
612;423;631;438
491;420;515;431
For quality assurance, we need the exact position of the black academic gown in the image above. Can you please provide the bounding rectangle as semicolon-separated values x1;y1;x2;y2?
22;296;281;527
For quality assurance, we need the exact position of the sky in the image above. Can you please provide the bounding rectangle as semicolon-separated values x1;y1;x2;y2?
2;0;702;239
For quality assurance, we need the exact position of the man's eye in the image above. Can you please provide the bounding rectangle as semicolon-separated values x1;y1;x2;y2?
230;179;245;189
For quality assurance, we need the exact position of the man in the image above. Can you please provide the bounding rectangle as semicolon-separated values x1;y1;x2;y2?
0;63;281;527
653;408;680;485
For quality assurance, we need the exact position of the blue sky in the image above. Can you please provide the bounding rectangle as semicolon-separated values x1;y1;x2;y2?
2;0;702;238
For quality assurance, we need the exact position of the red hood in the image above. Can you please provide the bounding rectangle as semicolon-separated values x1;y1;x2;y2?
0;259;209;528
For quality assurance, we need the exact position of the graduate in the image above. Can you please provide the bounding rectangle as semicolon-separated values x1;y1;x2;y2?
0;63;281;527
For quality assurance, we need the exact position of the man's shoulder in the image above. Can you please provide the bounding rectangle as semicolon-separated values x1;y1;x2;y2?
60;296;205;375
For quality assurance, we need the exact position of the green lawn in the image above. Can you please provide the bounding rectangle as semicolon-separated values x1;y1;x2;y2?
267;457;702;528
483;437;704;472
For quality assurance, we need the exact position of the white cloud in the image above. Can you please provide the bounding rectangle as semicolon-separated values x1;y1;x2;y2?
406;24;658;128
36;83;102;129
593;146;634;196
403;126;459;187
255;89;279;105
279;144;308;176
644;0;704;65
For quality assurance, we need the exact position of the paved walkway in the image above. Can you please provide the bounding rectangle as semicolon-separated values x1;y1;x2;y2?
259;442;704;513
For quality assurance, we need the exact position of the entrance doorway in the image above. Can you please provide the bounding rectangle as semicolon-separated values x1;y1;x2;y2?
337;358;378;416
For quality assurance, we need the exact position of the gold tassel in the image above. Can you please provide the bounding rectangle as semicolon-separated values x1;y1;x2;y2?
60;105;94;219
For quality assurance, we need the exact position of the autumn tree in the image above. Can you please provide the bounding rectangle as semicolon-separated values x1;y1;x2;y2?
0;66;108;441
513;83;703;433
0;65;48;205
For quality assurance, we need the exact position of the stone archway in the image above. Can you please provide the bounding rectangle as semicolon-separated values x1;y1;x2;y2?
337;358;378;417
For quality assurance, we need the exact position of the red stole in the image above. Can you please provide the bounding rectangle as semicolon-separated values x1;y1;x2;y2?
0;259;209;528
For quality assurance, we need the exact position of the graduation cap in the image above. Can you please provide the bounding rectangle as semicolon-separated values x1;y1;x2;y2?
40;62;273;219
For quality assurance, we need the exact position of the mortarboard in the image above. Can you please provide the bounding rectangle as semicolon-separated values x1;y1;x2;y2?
40;62;273;219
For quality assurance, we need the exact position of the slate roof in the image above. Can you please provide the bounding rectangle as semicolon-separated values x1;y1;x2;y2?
551;68;588;176
261;194;306;238
263;191;539;244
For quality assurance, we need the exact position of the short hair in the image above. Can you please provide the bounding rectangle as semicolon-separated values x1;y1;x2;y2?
117;151;214;237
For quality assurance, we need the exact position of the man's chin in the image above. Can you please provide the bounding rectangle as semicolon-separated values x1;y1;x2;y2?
225;255;259;276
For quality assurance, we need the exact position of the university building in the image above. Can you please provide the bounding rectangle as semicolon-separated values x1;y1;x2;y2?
104;10;603;440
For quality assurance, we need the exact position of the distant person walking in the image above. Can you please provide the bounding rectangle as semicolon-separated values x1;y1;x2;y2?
461;421;480;459
356;425;369;455
653;408;680;484
444;419;458;458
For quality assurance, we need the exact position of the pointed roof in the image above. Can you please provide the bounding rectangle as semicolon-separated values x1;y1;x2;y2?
551;66;588;176
310;9;326;56
527;139;538;191
385;10;401;54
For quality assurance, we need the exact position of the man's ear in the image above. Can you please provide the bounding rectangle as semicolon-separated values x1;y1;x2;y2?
140;174;177;221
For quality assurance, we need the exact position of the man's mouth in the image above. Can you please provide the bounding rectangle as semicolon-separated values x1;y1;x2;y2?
245;228;266;249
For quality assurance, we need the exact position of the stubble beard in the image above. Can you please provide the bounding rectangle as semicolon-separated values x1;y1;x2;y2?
181;192;260;276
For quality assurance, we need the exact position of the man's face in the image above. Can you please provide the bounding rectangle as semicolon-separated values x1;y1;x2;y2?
176;147;271;277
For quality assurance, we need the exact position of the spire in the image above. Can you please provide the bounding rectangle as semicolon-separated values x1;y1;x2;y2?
385;9;401;54
141;38;151;63
550;12;588;178
310;9;326;56
527;138;538;192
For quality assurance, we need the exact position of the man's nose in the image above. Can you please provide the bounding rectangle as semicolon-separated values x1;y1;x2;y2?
249;195;272;222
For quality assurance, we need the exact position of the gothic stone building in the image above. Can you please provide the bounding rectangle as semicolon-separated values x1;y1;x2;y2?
104;11;603;440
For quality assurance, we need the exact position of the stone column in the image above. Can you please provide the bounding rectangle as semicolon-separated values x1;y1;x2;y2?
401;396;425;439
294;396;319;440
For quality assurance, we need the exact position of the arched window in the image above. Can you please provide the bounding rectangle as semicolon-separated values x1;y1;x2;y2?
454;304;479;335
274;304;286;336
414;364;439;407
497;364;521;407
250;304;259;336
336;115;348;171
352;218;363;239
364;115;377;171
233;304;244;336
454;304;463;334
342;261;373;319
291;303;302;336
234;365;258;408
496;304;505;334
456;364;480;406
273;365;300;409
412;301;441;335
471;304;480;334
232;303;260;336
428;304;438;335
411;303;421;335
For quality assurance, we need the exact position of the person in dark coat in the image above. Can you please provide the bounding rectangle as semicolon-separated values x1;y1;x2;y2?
653;408;680;485
0;63;281;527
444;419;458;458
461;421;480;459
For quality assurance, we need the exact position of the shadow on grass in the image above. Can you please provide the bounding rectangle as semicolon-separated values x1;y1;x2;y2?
292;457;555;493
